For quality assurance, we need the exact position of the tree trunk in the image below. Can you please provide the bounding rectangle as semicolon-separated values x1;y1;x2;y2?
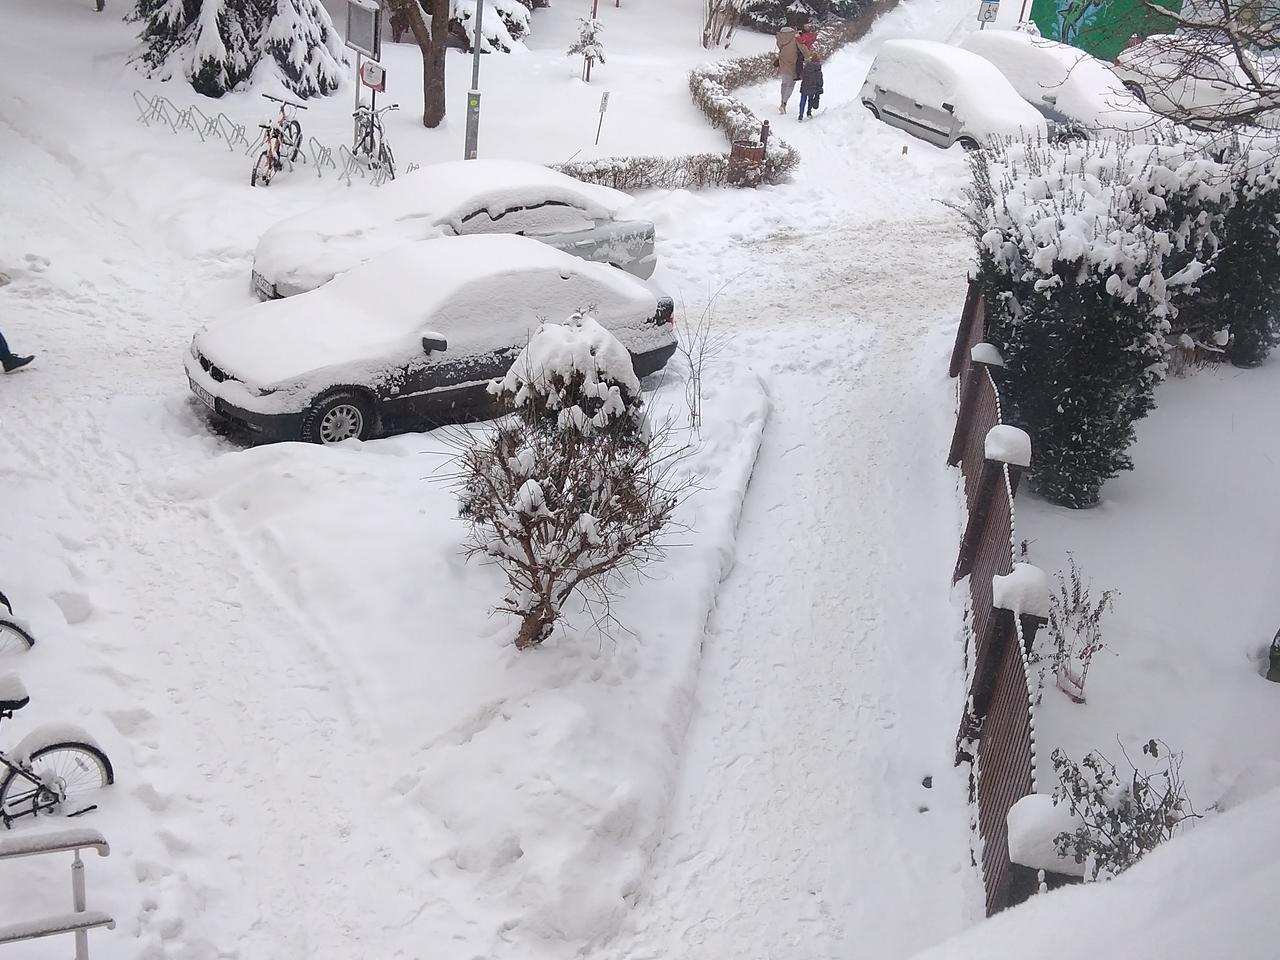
385;0;449;128
515;603;555;650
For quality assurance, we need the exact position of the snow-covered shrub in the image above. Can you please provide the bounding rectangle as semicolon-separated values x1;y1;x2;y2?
130;0;347;99
556;153;738;191
451;0;532;54
457;316;685;650
959;138;1225;507
1051;740;1199;881
568;17;606;78
689;56;800;181
740;0;865;32
1034;556;1116;704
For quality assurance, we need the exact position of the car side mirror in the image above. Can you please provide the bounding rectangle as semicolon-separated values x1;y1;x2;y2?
942;102;955;113
1043;94;1058;105
422;335;447;354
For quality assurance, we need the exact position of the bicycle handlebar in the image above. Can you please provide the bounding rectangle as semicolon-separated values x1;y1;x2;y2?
352;104;400;117
262;93;308;110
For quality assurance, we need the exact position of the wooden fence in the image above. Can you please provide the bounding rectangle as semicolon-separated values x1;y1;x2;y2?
947;282;1047;916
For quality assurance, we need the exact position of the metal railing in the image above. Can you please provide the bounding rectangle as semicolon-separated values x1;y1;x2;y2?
0;827;114;959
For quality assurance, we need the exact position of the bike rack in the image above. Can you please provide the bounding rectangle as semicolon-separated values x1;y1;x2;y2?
308;136;336;178
338;145;368;186
131;90;156;127
183;103;212;144
405;161;421;175
0;827;114;960
243;126;268;157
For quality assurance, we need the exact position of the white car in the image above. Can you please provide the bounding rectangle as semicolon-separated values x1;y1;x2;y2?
859;39;1048;149
1112;34;1258;127
959;29;1163;137
188;235;677;444
251;159;658;301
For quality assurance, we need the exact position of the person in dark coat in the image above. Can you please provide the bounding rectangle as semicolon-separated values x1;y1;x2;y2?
0;327;33;373
798;51;824;121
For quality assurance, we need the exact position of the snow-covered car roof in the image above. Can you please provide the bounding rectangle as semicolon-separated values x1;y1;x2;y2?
252;159;639;296
959;30;1160;134
868;39;1047;140
202;234;658;387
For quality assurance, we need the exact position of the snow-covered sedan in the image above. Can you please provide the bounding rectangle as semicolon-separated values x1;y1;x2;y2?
251;159;657;301
959;29;1162;137
1112;34;1260;128
188;235;676;444
859;39;1048;149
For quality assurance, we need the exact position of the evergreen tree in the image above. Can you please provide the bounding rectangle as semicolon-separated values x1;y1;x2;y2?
259;0;347;98
1216;151;1280;367
740;0;864;32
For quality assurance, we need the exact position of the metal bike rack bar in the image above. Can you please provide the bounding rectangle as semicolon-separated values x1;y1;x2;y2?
0;827;114;960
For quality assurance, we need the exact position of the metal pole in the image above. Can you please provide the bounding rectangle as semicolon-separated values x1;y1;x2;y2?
72;850;88;960
463;0;484;158
353;51;362;148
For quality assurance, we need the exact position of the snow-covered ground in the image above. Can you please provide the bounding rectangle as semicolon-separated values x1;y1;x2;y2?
0;0;1049;957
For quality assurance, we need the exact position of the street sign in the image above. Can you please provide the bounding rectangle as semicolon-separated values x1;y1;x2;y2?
977;0;1000;22
346;0;382;60
599;91;610;114
359;61;386;92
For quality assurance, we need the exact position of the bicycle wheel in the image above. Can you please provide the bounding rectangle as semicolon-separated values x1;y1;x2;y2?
0;741;113;821
379;142;396;180
0;620;34;655
252;150;274;187
283;120;303;161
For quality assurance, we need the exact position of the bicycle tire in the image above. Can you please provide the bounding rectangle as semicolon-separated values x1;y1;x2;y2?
0;741;114;822
379;142;396;180
283;119;303;162
252;151;274;187
0;620;34;655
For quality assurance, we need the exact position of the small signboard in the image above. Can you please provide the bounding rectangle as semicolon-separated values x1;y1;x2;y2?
599;91;610;114
359;61;386;92
346;0;382;60
977;0;1000;22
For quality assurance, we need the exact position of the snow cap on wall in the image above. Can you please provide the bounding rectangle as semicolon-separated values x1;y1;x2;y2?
992;563;1050;619
985;424;1031;468
1006;793;1087;876
971;342;1005;367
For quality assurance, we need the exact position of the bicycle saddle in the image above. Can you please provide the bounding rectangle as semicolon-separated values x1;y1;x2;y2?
0;673;29;712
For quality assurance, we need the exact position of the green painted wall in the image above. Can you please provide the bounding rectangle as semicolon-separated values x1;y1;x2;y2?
1029;0;1183;61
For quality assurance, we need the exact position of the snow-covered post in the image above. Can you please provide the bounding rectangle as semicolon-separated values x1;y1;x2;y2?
953;424;1030;584
949;280;985;379
971;563;1049;717
947;341;1004;468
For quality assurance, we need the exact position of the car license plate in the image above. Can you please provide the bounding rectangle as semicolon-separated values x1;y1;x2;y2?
251;271;274;301
190;378;215;410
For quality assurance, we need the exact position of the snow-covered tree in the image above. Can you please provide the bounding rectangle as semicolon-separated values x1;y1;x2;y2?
568;17;605;81
451;0;532;53
130;0;348;99
258;0;346;98
740;0;864;32
457;316;683;650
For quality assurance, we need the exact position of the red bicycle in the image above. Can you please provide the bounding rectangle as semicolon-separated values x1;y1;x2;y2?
251;94;307;187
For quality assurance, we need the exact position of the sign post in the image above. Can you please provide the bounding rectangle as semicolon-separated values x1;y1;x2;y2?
594;91;610;146
977;0;1000;28
346;0;382;145
464;0;485;159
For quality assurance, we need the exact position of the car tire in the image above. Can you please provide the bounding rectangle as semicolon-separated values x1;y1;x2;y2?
956;136;980;152
302;391;374;445
864;102;881;119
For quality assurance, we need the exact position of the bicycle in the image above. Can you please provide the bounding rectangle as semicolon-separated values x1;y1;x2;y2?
353;102;398;180
0;589;34;657
0;674;113;828
251;94;307;187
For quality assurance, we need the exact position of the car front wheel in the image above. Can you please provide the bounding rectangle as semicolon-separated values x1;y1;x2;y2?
864;101;881;119
302;391;373;445
1122;81;1148;104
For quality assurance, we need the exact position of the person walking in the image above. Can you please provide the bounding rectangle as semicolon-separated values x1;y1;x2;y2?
798;51;824;121
775;25;806;115
0;327;34;373
798;21;818;52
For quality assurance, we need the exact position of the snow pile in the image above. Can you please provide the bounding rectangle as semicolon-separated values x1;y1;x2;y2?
992;563;1049;618
912;787;1280;960
452;0;533;54
1005;792;1086;876
984;424;1031;467
970;342;1004;366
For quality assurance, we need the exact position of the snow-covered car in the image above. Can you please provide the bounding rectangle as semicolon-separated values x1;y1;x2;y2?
251;159;658;301
859;39;1048;149
959;29;1162;137
188;235;677;444
1112;34;1257;127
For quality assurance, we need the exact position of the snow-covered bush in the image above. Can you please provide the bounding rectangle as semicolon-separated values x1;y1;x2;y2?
457;316;685;650
451;0;532;54
1051;740;1199;881
130;0;347;99
1032;556;1116;704
959;138;1226;507
740;0;865;32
